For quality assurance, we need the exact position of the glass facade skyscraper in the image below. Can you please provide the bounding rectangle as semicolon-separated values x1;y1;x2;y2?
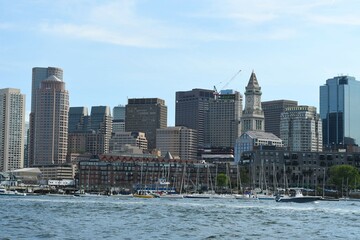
320;76;360;147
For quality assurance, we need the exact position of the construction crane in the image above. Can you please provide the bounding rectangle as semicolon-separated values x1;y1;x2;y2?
213;69;241;98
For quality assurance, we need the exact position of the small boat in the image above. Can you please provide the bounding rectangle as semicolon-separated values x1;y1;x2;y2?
275;188;322;203
159;194;184;199
0;188;26;196
234;192;258;200
183;193;212;199
133;190;155;199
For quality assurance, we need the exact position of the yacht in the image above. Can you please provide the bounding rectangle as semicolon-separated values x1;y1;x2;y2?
275;188;322;203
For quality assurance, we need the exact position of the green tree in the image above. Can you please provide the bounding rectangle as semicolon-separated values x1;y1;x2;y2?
329;165;360;190
216;173;229;188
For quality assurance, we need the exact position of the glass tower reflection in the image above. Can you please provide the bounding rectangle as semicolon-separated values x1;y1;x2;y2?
320;76;360;148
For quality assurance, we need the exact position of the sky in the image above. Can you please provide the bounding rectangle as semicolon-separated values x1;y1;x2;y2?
1;0;360;125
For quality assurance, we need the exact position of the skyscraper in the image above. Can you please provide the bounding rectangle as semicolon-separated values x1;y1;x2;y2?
280;106;322;152
68;107;89;133
29;67;64;166
175;89;214;148
112;105;125;133
33;75;69;165
125;98;167;151
87;106;112;155
67;106;112;155
320;76;360;147
208;89;242;148
241;71;265;133
262;100;298;137
0;88;25;171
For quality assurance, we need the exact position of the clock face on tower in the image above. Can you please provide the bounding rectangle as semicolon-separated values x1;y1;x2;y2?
254;96;260;107
246;95;253;106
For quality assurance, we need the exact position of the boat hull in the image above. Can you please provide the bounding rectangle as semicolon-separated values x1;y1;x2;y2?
276;196;322;203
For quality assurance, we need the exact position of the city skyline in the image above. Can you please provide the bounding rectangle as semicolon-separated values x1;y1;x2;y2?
1;1;360;125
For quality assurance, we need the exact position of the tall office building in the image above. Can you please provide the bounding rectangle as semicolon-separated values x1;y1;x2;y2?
320;76;360;147
68;106;112;155
33;75;69;165
156;127;197;160
112;105;125;133
0;88;25;171
262;100;298;137
29;67;64;166
175;89;214;148
67;107;89;155
87;106;112;155
125;98;167;151
208;90;242;148
280;106;322;152
241;71;265;133
68;107;89;133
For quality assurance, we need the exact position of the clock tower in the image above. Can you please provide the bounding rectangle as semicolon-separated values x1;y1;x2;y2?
241;71;265;133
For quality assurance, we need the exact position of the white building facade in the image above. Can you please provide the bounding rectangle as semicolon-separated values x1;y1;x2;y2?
0;88;25;171
280;106;323;152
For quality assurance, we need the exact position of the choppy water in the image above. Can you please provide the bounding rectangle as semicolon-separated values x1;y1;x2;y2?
1;195;359;239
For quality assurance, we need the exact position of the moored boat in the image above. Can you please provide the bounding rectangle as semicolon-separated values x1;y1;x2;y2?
275;188;322;203
0;188;26;196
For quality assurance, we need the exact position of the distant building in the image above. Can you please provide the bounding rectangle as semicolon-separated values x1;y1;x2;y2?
241;71;265;133
68;107;89;133
125;98;167;151
280;106;322;152
32;74;69;166
175;89;214;148
156;126;198;160
87;106;112;154
320;76;360;148
234;131;283;162
112;105;125;133
0;88;25;171
68;106;112;155
262;100;298;137
110;132;148;153
29;67;64;166
208;90;242;148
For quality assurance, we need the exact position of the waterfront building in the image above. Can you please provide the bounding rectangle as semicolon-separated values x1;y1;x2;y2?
125;98;167;151
280;106;322;152
77;154;235;193
234;131;283;162
32;74;69;166
175;89;215;149
208;90;242;148
112;105;125;133
320;76;360;149
37;164;74;180
29;67;63;166
262;100;298;137
240;148;360;192
241;71;265;133
110;132;148;153
156;126;198;160
0;88;25;171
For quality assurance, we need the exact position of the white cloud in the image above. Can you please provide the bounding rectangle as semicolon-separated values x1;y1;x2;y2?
0;22;12;29
309;15;360;26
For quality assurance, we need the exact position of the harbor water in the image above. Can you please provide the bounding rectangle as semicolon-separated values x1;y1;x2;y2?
1;195;359;239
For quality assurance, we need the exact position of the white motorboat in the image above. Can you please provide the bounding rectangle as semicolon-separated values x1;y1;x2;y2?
0;188;26;196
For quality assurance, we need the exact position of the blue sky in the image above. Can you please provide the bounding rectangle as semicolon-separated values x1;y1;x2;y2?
1;0;359;125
